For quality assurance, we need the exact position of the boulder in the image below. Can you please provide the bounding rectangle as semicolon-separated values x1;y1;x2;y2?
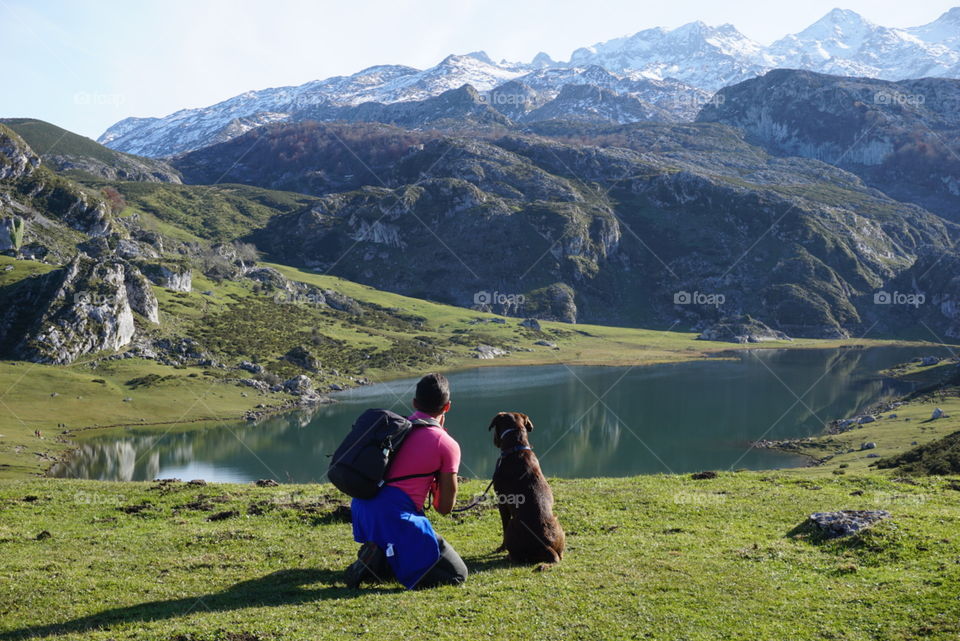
534;340;558;348
932;407;945;420
921;356;941;366
240;379;270;393
860;442;877;451
283;374;314;395
474;344;508;359
807;510;890;538
246;266;289;290
238;361;264;374
520;318;542;331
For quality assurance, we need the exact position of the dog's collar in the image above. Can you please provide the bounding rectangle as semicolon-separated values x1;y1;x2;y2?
500;445;532;456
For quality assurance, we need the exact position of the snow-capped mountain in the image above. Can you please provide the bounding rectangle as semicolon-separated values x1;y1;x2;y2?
99;53;527;157
766;8;960;80
569;21;767;90
99;8;960;158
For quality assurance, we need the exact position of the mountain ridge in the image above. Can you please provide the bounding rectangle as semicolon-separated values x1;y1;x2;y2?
97;7;960;158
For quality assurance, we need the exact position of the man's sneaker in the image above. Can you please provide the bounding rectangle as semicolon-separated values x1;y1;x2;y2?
344;541;382;589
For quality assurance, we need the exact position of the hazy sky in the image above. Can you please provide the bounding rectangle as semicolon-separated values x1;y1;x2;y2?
2;0;956;139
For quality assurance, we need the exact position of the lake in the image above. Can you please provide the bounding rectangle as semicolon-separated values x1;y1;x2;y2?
51;346;943;482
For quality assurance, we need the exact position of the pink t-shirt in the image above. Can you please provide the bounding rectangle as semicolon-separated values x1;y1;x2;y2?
386;411;460;510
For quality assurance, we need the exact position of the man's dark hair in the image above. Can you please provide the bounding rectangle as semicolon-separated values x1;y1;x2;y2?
415;373;450;414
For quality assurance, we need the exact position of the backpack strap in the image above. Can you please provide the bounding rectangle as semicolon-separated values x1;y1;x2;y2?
381;471;437;484
382;417;442;484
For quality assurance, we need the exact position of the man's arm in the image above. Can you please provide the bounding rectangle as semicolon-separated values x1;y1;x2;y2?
434;472;458;515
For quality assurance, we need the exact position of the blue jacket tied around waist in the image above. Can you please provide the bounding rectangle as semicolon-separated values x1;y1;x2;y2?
351;485;440;588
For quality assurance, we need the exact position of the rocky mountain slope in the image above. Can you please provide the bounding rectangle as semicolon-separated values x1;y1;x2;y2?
165;119;960;338
697;70;960;222
97;8;960;158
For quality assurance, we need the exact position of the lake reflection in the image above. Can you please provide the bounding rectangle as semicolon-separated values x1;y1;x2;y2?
52;346;940;481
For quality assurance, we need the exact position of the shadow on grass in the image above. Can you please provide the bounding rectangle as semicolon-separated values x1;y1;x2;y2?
0;567;400;640
463;552;517;574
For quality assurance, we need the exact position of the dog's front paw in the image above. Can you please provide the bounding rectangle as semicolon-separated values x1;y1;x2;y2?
493;543;507;553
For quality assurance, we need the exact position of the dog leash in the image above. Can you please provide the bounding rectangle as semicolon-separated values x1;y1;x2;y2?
451;443;532;513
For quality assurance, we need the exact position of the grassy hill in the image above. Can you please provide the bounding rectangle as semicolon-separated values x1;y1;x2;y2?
0;118;180;183
113;183;321;243
877;430;960;475
1;473;958;640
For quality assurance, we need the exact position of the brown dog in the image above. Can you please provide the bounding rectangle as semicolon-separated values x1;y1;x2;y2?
488;412;565;564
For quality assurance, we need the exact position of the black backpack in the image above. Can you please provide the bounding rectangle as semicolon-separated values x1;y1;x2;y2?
327;408;439;499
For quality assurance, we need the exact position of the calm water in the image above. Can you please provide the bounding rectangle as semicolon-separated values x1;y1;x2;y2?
52;346;944;482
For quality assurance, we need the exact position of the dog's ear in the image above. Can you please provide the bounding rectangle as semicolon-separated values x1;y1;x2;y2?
490;413;506;448
521;413;534;432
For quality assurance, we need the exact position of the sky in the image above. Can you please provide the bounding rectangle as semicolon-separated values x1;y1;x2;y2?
2;0;957;140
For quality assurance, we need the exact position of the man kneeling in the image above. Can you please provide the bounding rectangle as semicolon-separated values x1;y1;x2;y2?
345;373;468;589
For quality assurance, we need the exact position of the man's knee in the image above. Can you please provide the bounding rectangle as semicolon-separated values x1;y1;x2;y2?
418;536;468;587
439;537;468;583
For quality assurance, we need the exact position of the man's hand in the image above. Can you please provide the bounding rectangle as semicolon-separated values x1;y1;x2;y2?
434;472;458;515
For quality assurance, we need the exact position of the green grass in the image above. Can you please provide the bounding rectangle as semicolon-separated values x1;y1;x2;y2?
0;473;958;640
0;255;56;286
776;392;960;476
0;359;289;479
114;183;321;243
0;118;119;164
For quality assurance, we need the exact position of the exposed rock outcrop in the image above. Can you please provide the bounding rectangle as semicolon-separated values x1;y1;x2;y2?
698;70;960;222
124;265;160;324
5;254;159;364
807;510;890;538
698;316;791;343
0;125;40;181
139;262;192;292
